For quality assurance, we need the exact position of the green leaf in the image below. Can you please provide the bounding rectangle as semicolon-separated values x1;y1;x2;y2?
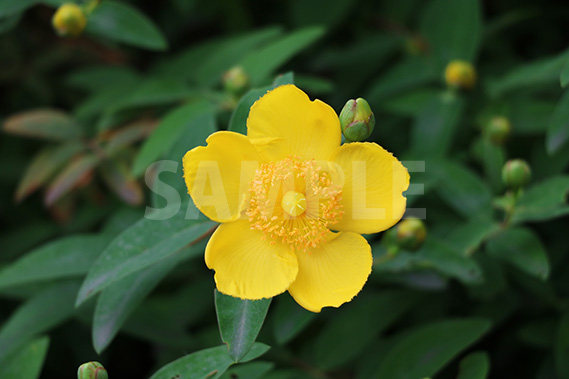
418;239;484;285
431;160;492;219
0;281;79;362
420;0;482;67
0;0;36;17
272;294;316;345
489;49;569;98
215;290;271;362
75;84;138;120
219;362;274;379
375;318;492;379
511;176;569;223
556;311;569;378
366;58;438;102
241;26;325;85
85;1;167;51
447;218;501;256
0;235;108;290
92;244;203;353
479;138;505;192
561;57;569;88
273;71;295;87
486;227;550;280
15;142;83;202
0;336;50;377
75;211;215;306
546;89;569;154
44;154;99;206
132;100;215;177
228;87;270;135
194;27;283;87
148;343;270;379
411;92;464;158
3;109;82;141
313;291;419;370
66;66;139;93
457;351;490;379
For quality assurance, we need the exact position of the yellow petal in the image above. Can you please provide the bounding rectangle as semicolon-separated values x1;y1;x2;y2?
247;85;341;161
329;142;409;234
183;131;261;223
205;220;299;300
288;232;372;312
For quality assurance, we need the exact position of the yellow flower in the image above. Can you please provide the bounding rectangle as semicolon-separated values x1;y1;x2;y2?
183;85;409;312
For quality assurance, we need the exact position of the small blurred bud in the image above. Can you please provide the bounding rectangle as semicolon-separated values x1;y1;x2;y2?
223;66;249;97
444;60;476;90
339;98;375;142
486;116;511;145
77;361;108;379
396;217;427;251
52;3;87;37
502;159;531;190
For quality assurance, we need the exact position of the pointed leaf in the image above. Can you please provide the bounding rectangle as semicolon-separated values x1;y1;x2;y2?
486;227;550;280
228;87;270;135
148;343;270;379
0;336;50;377
511;176;569;223
0;235;108;290
3;109;81;141
44;154;99;206
92;242;204;353
132;100;215;177
15;142;83;202
100;159;143;205
0;281;79;362
375;318;492;379
85;1;167;51
241;26;325;85
75;211;215;306
215;290;271;362
546;89;569;154
457;351;490;379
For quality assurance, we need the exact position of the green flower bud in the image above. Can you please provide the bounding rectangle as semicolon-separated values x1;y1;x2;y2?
222;66;249;97
52;3;87;37
339;98;375;142
486;116;511;145
77;361;108;379
396;217;427;251
502;159;531;189
444;60;476;89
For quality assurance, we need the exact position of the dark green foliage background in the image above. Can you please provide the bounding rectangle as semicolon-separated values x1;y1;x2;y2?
1;0;569;378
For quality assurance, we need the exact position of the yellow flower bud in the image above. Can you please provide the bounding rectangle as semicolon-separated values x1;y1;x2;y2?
339;98;375;142
485;116;511;145
502;159;531;190
396;217;427;251
52;3;87;38
444;60;476;90
77;361;108;379
222;66;249;97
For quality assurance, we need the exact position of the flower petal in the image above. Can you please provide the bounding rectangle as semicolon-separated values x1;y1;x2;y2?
329;142;409;234
183;131;262;223
205;220;299;300
247;85;341;161
288;232;372;312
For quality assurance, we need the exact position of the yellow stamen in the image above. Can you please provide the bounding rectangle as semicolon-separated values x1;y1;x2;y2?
282;191;306;217
247;156;343;251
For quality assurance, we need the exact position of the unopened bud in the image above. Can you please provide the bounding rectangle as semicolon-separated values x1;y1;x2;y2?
396;217;426;251
502;159;531;189
339;98;375;142
444;60;476;90
486;116;511;145
222;66;249;97
52;3;87;37
77;361;108;379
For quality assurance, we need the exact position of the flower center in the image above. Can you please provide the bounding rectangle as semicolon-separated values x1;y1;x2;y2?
281;191;307;217
247;156;343;251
